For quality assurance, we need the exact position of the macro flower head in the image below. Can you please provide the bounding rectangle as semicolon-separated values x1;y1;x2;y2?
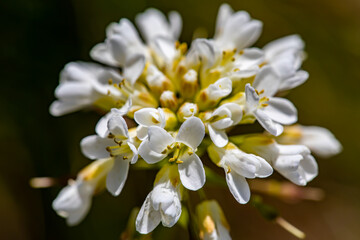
47;3;342;238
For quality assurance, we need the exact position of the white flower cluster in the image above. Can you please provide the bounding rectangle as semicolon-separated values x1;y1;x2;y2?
50;4;342;237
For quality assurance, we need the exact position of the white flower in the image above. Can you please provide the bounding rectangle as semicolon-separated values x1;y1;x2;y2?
214;4;262;51
134;107;166;140
276;125;342;158
81;110;138;196
139;117;206;190
239;135;318;186
244;67;298;136
208;143;272;204
49;62;126;116
90;19;147;85
196;200;231;240
263;35;308;91
206;103;243;147
52;158;113;226
136;165;182;234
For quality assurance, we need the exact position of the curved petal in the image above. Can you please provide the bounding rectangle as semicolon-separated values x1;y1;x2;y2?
264;34;304;60
134;108;163;127
80;135;113;159
138;139;167;164
254;109;284;136
301;155;318;182
234;20;262;49
279;70;308;91
49;100;90;117
274;154;303;172
90;42;118;66
225;171;250;204
95;112;112;138
168;11;182;39
176;117;205;149
152;36;177;63
252;66;281;97
148;126;175;153
209;125;228;148
136;193;161;234
245;83;259;113
108;36;127;65
106;157;130;196
262;97;297;125
127;142;139;164
178;153;206;191
254;155;273;177
123;54;146;85
107;113;129;138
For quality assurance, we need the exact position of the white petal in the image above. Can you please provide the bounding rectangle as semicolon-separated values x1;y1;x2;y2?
168;11;182;39
225;171;250;204
136;8;173;42
221;103;243;125
108;36;127;65
262;97;297;125
90;42;118;66
245;83;259;112
134;108;164;127
107;113;129;138
95;112;112;138
279;170;307;186
234;47;264;70
152;36;177;63
254;109;284;136
106;157;129;196
215;3;233;36
136;193;162;234
178;153;206;191
254;155;273;177
52;182;92;226
252;66;281;97
49;100;90;117
148;126;175;153
136;125;149;140
234;20;263;49
55;82;93;99
208;125;228;148
186;38;216;69
279;70;309;91
128;142;139;164
123;54;146;85
176;117;205;149
301;155;318;182
207;77;232;101
300;125;342;158
264;34;304;60
274;154;303;172
80;135;113;159
138;139;167;164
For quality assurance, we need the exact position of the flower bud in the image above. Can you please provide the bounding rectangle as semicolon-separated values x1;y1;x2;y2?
196;200;231;240
160;90;179;111
196;77;232;110
177;102;199;122
181;69;199;99
146;64;174;96
163;108;178;130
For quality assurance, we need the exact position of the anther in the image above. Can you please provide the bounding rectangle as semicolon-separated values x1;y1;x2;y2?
108;79;113;85
123;156;128;160
176;159;183;164
227;168;231;174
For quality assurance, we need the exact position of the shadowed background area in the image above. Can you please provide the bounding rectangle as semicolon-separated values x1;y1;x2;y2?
1;0;360;239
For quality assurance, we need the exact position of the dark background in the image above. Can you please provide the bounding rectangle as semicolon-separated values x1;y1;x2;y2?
1;0;360;239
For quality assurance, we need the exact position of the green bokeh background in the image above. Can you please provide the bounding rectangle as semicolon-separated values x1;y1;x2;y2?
1;0;360;239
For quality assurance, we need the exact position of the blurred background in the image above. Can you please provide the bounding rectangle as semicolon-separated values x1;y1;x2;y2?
1;0;360;239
